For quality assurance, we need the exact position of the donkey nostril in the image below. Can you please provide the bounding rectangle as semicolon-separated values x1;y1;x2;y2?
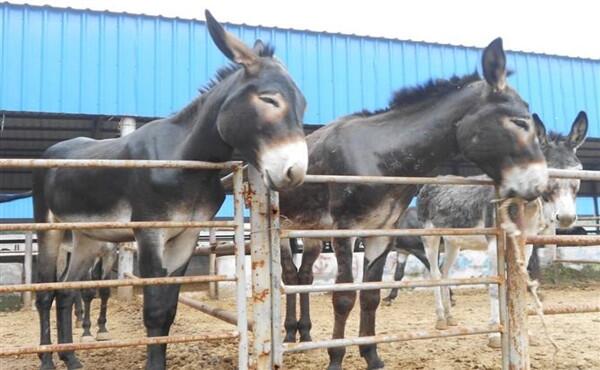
286;163;305;185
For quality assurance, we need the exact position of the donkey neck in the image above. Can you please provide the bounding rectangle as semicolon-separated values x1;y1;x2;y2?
172;82;236;163
360;82;485;177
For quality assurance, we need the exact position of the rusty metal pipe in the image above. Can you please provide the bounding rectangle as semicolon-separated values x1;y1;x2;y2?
178;295;254;331
526;235;600;246
0;332;239;356
553;259;600;264
303;174;494;185
281;227;497;239
283;325;502;353
527;303;600;315
0;158;240;170
0;220;236;232
0;274;235;294
547;168;600;181
281;276;501;294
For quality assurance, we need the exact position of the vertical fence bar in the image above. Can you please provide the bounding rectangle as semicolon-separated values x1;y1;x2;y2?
269;191;283;367
506;201;530;369
233;166;249;370
249;166;273;370
208;228;219;299
22;231;33;308
495;193;509;370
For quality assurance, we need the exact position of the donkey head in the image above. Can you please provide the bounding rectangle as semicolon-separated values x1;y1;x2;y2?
456;38;548;200
205;10;308;190
534;112;588;228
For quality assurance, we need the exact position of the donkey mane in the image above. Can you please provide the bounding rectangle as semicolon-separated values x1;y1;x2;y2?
547;131;567;143
352;72;480;117
199;43;276;94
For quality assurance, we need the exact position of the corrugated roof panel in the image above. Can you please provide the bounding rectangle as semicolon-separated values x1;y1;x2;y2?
0;196;32;219
0;3;598;137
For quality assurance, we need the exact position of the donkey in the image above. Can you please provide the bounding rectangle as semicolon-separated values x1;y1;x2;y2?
32;10;307;370
417;111;587;348
278;38;548;370
56;236;117;342
73;247;116;342
381;207;455;305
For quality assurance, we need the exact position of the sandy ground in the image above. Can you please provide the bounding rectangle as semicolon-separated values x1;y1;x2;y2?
1;285;599;370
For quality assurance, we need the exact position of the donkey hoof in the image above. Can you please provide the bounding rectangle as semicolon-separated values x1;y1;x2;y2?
446;316;459;326
299;334;312;342
40;357;56;370
435;319;448;330
283;333;297;343
62;356;83;370
81;335;95;343
487;335;501;349
95;331;111;341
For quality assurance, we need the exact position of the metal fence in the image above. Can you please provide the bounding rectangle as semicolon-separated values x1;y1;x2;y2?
246;166;600;370
0;158;250;370
1;157;600;370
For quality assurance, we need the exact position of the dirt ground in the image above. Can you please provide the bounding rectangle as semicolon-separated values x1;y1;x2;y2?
1;284;599;370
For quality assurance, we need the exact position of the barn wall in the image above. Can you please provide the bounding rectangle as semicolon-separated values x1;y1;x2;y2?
0;3;598;136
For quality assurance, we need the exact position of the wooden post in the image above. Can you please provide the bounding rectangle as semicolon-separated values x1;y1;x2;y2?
506;202;530;370
208;228;219;299
117;117;136;302
22;231;33;308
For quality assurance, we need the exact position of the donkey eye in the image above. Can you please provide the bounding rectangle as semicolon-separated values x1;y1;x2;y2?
259;95;280;107
511;119;529;131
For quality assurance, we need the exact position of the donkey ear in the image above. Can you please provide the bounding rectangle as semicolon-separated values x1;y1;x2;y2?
567;111;588;150
482;37;507;91
205;10;259;71
532;113;548;146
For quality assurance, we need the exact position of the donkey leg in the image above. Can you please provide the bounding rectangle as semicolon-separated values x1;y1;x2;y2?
423;235;446;329
73;291;83;329
440;239;459;326
56;232;104;369
95;287;111;341
383;250;408;304
327;237;356;370
298;239;322;342
137;229;196;370
35;229;63;370
358;237;391;370
79;288;96;342
281;239;299;343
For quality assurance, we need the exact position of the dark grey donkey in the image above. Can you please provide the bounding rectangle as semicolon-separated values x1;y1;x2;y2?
417;111;587;348
71;245;116;342
278;38;548;370
32;10;308;370
380;207;455;306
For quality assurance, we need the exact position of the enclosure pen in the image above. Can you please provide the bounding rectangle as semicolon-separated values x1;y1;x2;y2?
0;158;250;370
247;167;600;370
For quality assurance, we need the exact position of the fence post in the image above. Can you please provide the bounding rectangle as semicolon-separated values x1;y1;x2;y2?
208;228;219;299
495;195;509;370
233;166;249;370
505;201;530;370
117;117;136;302
248;166;278;369
22;231;33;308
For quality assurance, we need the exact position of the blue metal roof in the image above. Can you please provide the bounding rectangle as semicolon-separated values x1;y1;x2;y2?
1;3;598;137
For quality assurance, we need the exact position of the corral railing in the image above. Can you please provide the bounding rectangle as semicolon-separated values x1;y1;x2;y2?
246;166;600;370
0;158;250;370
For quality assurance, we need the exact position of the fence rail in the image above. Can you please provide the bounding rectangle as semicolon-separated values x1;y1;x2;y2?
0;220;236;232
0;158;241;170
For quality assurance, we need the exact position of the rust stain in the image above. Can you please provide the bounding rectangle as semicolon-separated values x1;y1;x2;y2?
253;288;269;303
243;182;255;208
252;260;265;270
